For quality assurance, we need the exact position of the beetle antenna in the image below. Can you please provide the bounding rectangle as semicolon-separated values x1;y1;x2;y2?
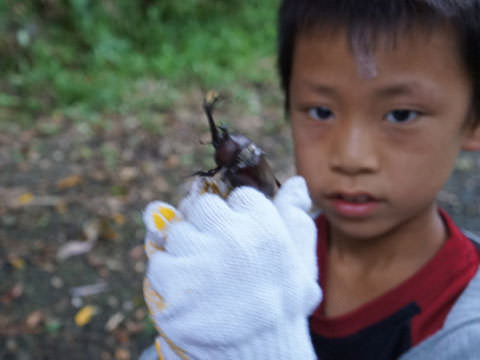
203;90;221;147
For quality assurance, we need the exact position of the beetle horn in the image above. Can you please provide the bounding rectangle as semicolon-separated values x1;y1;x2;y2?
203;90;221;147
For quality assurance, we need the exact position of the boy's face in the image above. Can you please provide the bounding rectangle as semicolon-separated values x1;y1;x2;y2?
289;26;478;240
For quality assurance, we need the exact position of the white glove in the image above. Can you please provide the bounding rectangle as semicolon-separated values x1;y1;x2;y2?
142;176;322;360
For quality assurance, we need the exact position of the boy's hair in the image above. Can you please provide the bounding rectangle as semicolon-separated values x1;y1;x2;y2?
277;0;480;127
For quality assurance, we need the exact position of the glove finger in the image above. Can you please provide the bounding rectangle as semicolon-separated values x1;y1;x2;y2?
182;177;208;205
144;201;215;258
226;185;276;214
146;249;200;312
304;281;323;315
179;192;239;236
145;231;165;259
146;248;231;335
178;177;230;214
274;176;312;213
274;176;318;280
144;201;182;242
164;220;216;256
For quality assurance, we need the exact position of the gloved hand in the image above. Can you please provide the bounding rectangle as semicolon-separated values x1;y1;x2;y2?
142;176;322;360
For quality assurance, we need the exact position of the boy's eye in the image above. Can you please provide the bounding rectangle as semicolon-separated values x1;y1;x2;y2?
385;110;419;124
308;106;334;121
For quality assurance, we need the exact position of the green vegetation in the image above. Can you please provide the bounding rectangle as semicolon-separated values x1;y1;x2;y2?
1;0;280;120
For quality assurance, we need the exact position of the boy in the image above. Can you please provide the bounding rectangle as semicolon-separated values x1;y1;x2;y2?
141;0;480;359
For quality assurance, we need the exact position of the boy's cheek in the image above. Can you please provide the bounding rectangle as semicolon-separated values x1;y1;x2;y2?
291;131;330;207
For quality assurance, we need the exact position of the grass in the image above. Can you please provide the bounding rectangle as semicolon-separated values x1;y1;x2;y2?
1;0;281;125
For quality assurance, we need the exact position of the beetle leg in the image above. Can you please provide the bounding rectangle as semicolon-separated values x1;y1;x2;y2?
192;165;222;177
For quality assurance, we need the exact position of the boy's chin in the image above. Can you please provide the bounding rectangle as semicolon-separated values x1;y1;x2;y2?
326;214;401;243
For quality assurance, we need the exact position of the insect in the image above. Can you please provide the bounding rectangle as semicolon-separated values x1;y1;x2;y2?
195;91;280;198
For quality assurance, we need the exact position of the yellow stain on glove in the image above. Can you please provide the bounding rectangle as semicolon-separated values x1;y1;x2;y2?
153;205;180;231
144;202;182;258
155;335;189;360
153;213;167;230
200;178;231;199
144;279;189;360
145;240;165;258
144;278;166;313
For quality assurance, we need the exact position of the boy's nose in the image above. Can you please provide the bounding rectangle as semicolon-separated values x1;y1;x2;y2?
329;122;379;175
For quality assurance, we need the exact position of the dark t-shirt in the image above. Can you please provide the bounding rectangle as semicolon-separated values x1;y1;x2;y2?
309;210;480;360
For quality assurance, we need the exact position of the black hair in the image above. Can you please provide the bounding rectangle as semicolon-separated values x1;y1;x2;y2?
277;0;480;127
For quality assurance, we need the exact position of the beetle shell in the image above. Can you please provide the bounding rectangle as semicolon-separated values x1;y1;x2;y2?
218;139;278;198
223;154;278;197
214;134;250;167
198;91;280;198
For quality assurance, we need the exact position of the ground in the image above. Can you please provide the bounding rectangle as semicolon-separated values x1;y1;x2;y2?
0;85;479;359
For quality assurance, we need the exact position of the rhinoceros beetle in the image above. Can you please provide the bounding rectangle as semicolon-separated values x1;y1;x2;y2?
195;91;280;198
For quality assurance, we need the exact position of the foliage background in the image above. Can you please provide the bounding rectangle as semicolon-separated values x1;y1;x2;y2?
1;0;279;120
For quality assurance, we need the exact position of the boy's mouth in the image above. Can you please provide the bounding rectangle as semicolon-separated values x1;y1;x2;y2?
326;192;380;217
334;193;374;203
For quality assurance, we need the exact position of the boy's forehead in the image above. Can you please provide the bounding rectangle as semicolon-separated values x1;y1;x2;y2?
295;25;462;80
295;28;384;80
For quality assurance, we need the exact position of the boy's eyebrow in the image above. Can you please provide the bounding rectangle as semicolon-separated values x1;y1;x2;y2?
305;83;337;95
374;82;428;98
305;81;431;98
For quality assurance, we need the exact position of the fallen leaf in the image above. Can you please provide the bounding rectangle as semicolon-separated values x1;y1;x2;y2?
74;305;97;326
114;348;130;360
112;213;126;225
25;310;44;330
83;220;101;243
129;245;144;261
9;256;25;270
56;240;95;261
99;219;120;242
1;283;24;305
56;175;82;189
56;220;101;261
117;330;129;344
105;312;125;332
50;276;64;288
45;318;61;334
70;281;108;298
125;320;144;334
119;166;138;182
134;308;147;321
55;200;68;214
18;192;34;206
165;154;179;168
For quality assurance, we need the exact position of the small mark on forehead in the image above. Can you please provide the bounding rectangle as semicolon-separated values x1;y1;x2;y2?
355;51;378;79
351;37;378;79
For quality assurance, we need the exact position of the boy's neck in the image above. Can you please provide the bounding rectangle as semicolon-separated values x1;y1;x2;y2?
324;205;447;317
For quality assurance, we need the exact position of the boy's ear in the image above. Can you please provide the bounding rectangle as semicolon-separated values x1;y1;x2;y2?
462;124;480;151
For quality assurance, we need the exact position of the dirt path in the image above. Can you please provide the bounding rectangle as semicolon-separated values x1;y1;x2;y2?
1;87;479;359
